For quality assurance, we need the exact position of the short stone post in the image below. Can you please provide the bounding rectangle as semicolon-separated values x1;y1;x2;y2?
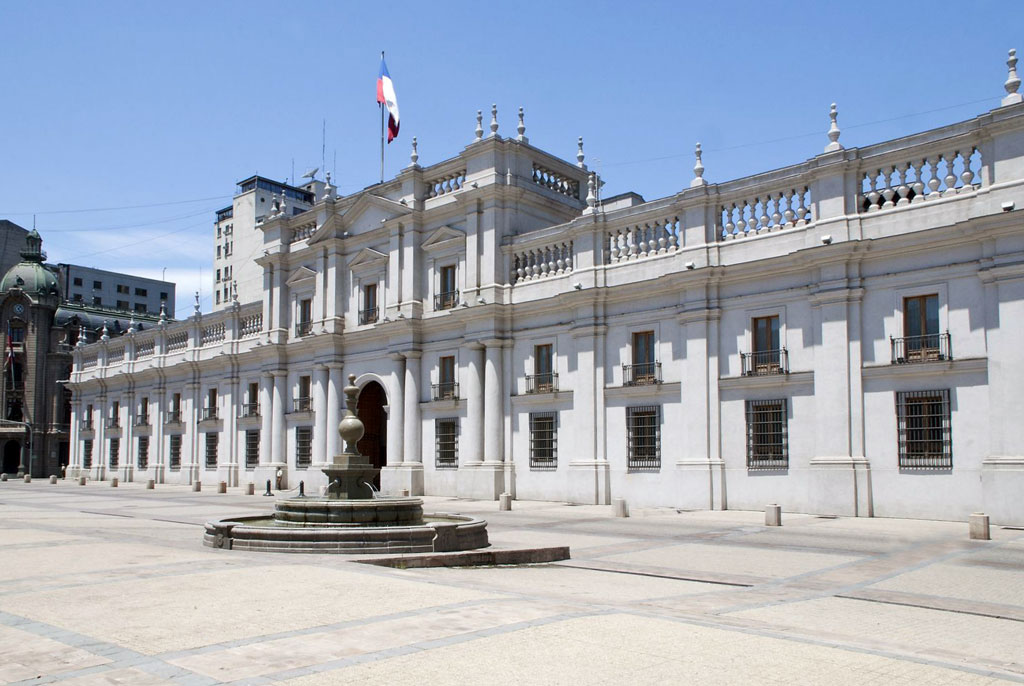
110;477;118;487
217;481;227;494
969;512;991;540
23;474;31;483
49;475;58;484
399;489;409;497
263;479;273;496
0;473;7;481
78;475;86;486
146;479;155;489
612;497;629;518
765;504;782;526
246;482;255;495
192;481;201;492
499;492;512;511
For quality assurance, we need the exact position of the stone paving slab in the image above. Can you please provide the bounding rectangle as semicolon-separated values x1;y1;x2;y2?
0;624;110;683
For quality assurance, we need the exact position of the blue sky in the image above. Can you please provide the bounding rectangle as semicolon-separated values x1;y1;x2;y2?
1;1;1019;315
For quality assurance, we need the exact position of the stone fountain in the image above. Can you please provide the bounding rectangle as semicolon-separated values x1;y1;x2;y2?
204;375;489;554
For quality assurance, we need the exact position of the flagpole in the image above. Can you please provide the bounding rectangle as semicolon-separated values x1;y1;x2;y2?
380;51;386;185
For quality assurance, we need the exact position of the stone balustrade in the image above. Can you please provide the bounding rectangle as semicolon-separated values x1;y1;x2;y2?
532;163;580;199
289;221;316;243
107;345;125;363
512;241;574;283
200;322;225;346
718;186;812;241
135;339;155;358
166;331;188;352
426;169;466;198
858;145;982;213
606;216;681;264
239;313;262;338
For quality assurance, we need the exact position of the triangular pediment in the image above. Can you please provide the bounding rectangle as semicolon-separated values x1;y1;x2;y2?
422;225;465;252
347;247;388;271
285;265;317;286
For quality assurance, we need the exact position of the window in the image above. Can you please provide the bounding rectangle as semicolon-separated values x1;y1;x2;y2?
204;432;218;469
360;283;378;324
216;245;221;259
296;298;312;335
215;269;221;283
434;356;457;400
73;277;82;286
134;303;147;313
245;430;260;469
896;295;946;362
295;376;311;411
625;331;660;385
215;292;221;304
109;401;120;428
8;325;24;343
169;435;181;469
296;426;312;468
109;437;120;468
745;315;784;375
86;404;93;430
134;287;147;297
116;300;129;310
243;382;259;417
93;296;102;306
82;439;93;469
73;293;82;302
529;412;557;470
160;291;168;300
136;397;148;425
745;399;788;470
137;436;149;470
435;418;458;468
169;393;181;423
436;265;458;310
626;406;661;471
896;390;951;469
93;280;102;289
529;344;556;393
204;388;218;420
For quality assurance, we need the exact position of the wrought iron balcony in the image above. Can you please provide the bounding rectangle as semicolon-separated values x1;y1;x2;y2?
741;348;789;376
623;362;662;386
134;413;149;426
83;420;94;431
201;407;219;421
294;320;312;337
434;290;459;311
105;417;120;429
891;333;951;364
526;373;558;394
166;410;182;424
359;307;378;325
239;402;260;418
293;396;312;412
432;381;459;401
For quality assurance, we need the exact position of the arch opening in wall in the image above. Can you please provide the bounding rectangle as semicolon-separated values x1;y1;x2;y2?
356;381;387;488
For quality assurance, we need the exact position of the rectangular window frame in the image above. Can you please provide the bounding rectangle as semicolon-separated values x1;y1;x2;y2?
295;426;312;468
245;430;260;469
529;412;557;470
82;439;93;469
745;399;789;470
108;437;120;469
205;432;218;469
169;434;182;470
896;389;952;470
435;418;458;469
626;405;661;471
137;435;149;470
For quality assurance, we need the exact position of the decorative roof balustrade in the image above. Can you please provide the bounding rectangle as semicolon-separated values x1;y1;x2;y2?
239;312;262;338
532;163;580;199
513;241;573;283
166;331;188;352
606;215;681;264
107;345;125;363
200;322;225;346
135;339;155;358
857;139;983;213
718;185;812;241
426;168;466;198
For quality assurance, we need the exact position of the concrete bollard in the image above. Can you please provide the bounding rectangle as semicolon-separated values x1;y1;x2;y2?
399;489;409;497
246;482;255;495
499;492;512;511
193;481;201;492
146;479;155;490
217;481;227;494
0;473;7;481
78;475;86;486
23;474;31;483
612;497;629;518
765;504;782;526
110;477;118;487
49;475;58;484
969;512;991;540
263;479;273;496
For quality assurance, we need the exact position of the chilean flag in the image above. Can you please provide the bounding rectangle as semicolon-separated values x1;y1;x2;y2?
377;55;400;143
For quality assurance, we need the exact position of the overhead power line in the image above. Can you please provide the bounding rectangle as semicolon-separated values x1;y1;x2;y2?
0;194;232;217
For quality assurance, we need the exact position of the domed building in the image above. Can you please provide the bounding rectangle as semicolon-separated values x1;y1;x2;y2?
0;229;163;476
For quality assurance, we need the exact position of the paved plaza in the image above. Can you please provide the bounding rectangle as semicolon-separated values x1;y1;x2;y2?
1;480;1023;685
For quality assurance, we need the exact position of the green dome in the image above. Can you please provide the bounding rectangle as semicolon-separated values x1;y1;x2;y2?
0;230;60;296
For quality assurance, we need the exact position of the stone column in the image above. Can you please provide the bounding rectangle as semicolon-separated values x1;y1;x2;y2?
312;365;328;466
403;352;422;465
483;341;504;464
95;396;107;481
259;373;273;466
386;354;405;465
122;391;134;483
677;307;722;510
462;343;484;465
68;400;81;478
271;371;287;487
152;386;165;484
225;376;239;487
325;364;343;460
186;381;199;485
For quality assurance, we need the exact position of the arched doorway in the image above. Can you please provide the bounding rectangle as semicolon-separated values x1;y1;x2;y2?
2;441;21;474
356;381;387;487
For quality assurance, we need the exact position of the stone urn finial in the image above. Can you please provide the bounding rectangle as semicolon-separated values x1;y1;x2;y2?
338;374;364;454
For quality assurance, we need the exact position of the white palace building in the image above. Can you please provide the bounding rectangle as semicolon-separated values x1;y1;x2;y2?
69;52;1024;523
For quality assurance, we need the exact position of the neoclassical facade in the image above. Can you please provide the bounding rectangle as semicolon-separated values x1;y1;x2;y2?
69;57;1024;523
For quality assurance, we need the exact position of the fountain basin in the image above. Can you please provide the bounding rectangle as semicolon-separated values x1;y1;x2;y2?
204;510;489;554
274;496;425;526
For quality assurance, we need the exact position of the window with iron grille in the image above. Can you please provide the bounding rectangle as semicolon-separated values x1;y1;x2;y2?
205;432;218;469
169;434;181;470
896;390;951;469
626;406;661;471
245;430;260;469
745;399;788;470
295;426;312;468
529;412;557;470
137;436;149;470
82;439;92;469
108;438;119;469
435;418;458;469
